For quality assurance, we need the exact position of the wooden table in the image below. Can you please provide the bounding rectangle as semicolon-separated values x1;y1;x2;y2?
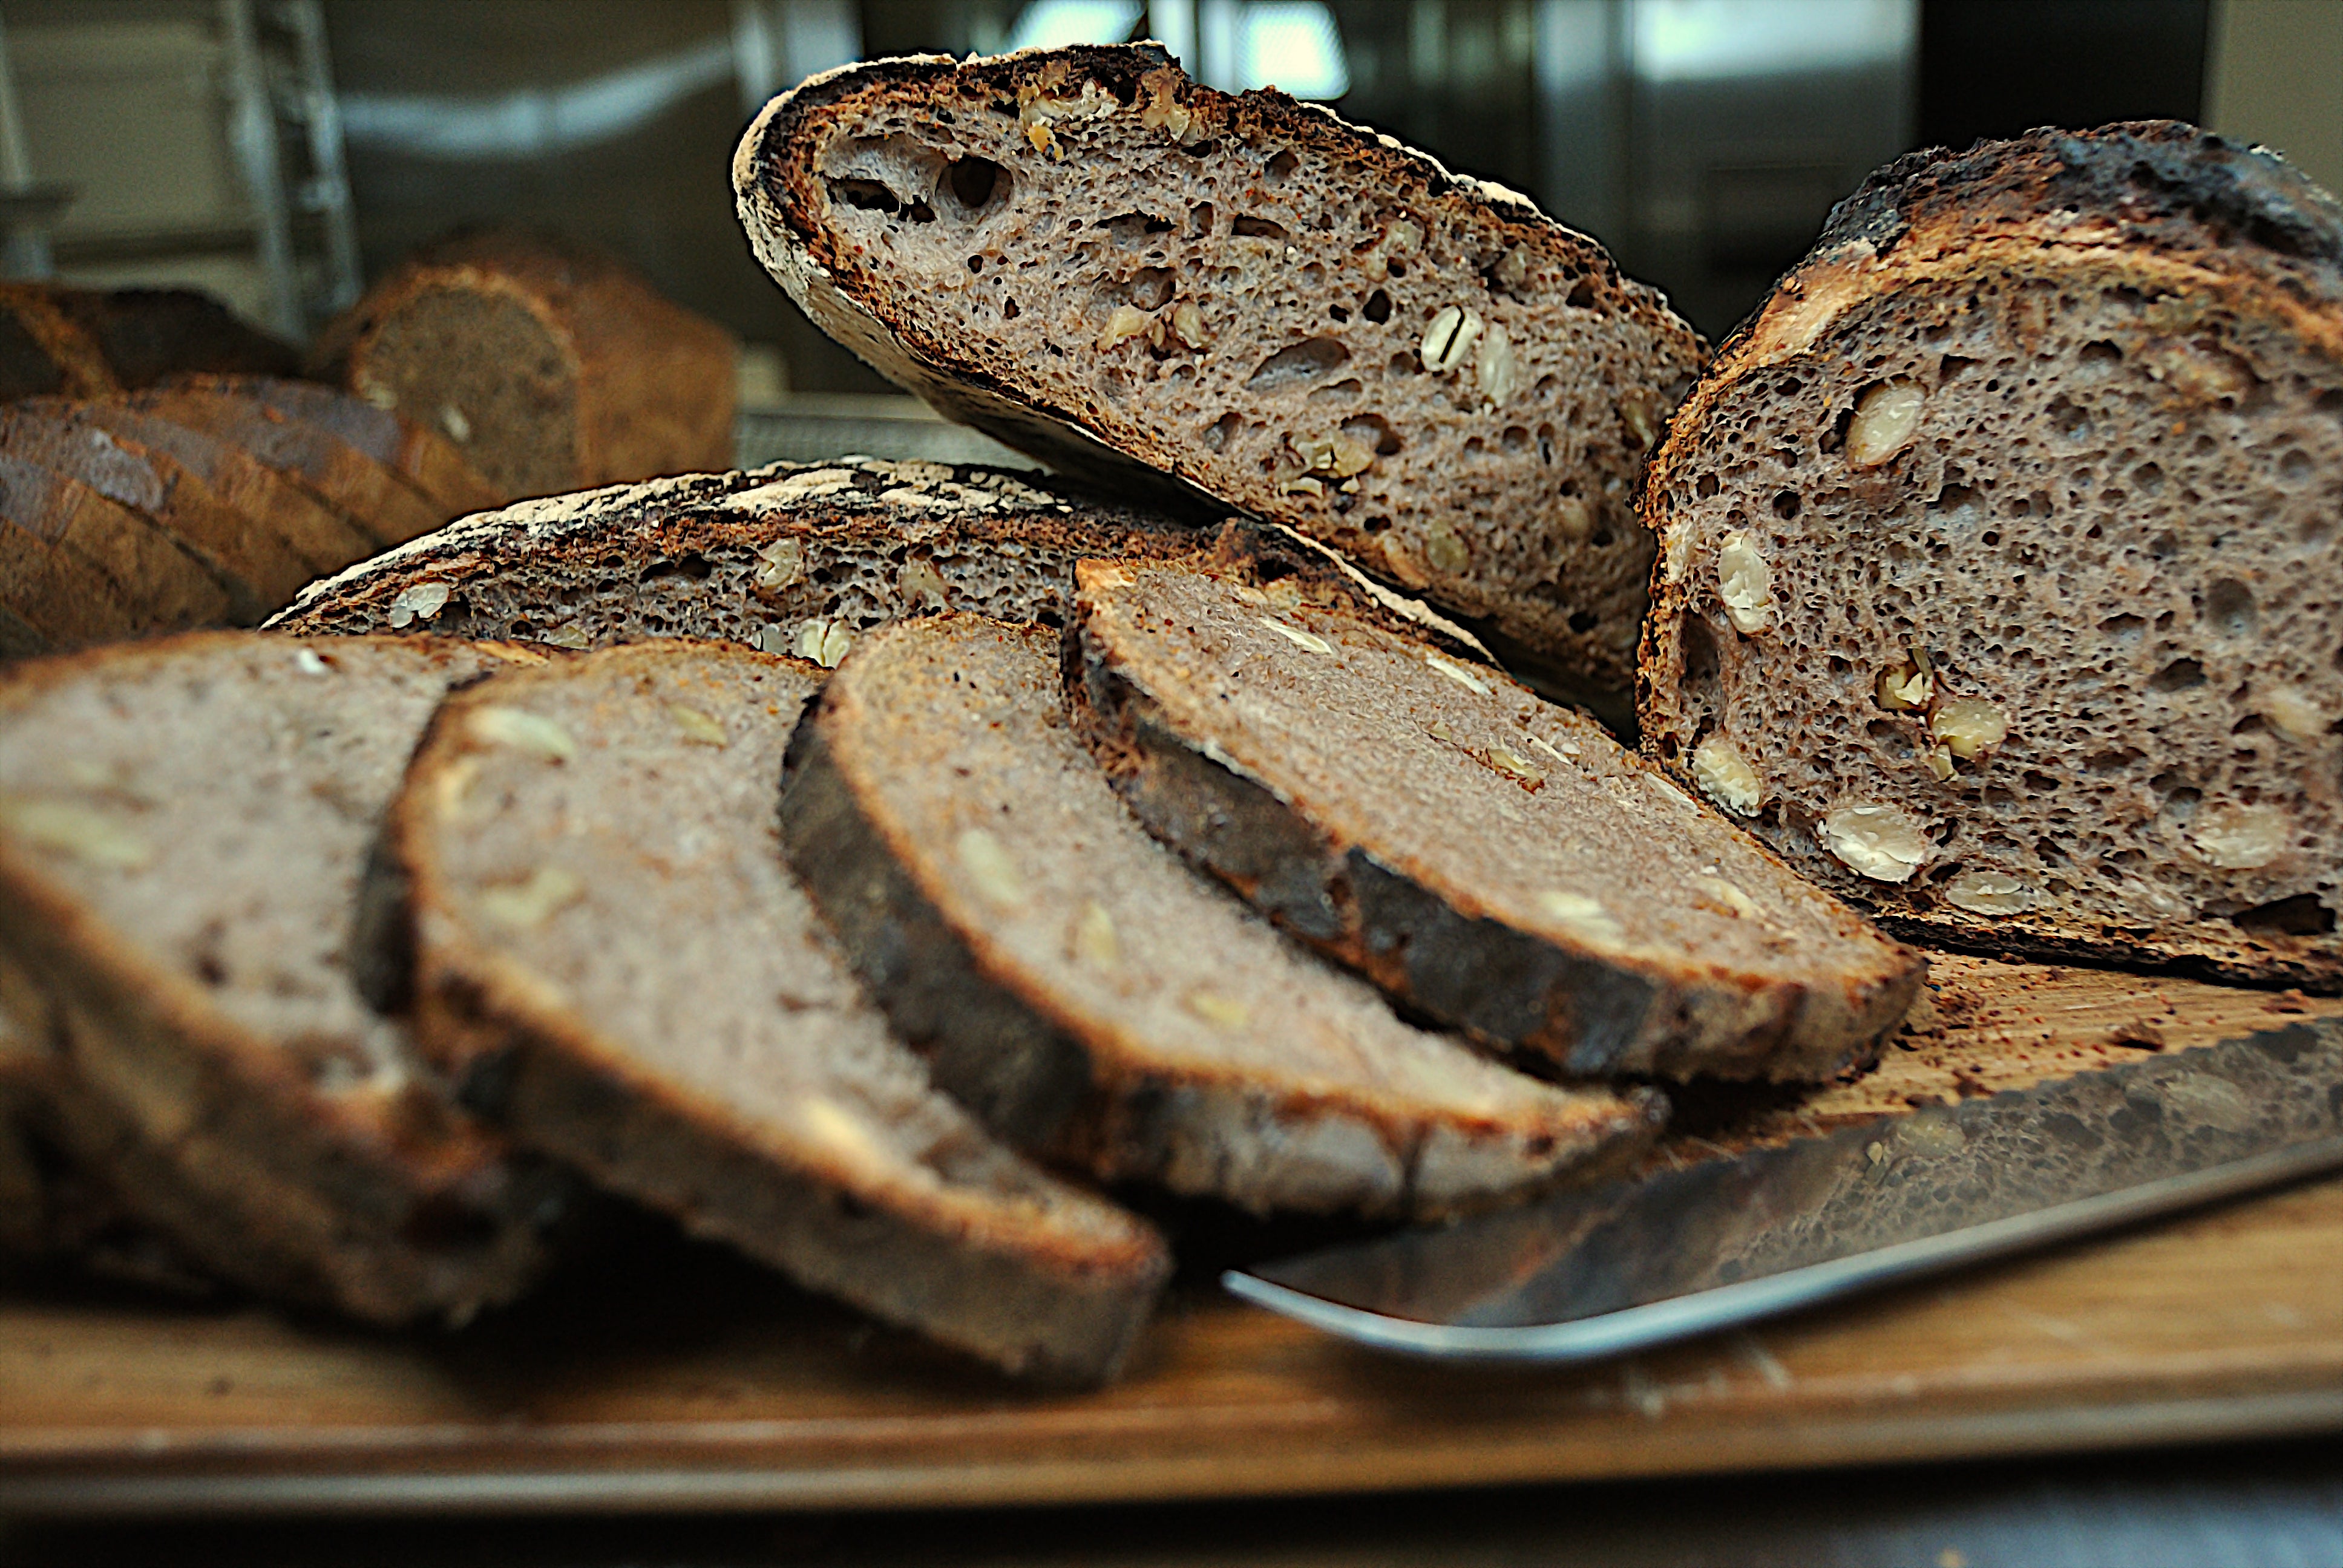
4;953;2340;1516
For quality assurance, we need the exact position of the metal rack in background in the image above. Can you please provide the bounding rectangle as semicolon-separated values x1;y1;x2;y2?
0;0;361;339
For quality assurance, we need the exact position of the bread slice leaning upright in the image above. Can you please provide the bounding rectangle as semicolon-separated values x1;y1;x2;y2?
781;614;1662;1219
0;633;566;1323
1639;122;2343;987
735;44;1703;694
392;641;1170;1383
1069;560;1925;1081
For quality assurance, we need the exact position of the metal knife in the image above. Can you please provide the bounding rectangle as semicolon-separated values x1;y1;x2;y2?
1225;1020;2343;1362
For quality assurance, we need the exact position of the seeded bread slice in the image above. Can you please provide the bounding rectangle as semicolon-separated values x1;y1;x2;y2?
783;615;1661;1216
1638;123;2343;987
1069;561;1925;1080
394;641;1169;1382
264;458;1205;650
0;633;565;1323
309;229;739;502
734;45;1704;693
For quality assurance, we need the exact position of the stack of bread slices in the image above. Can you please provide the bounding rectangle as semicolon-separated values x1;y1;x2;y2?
3;47;2336;1384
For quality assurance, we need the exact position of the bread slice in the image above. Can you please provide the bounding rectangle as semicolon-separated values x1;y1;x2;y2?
264;458;1204;650
1638;122;2343;987
733;44;1704;693
169;374;503;520
0;449;235;639
309;228;739;502
119;385;448;549
1069;560;1925;1080
0;633;566;1323
782;614;1662;1216
393;641;1169;1382
0;509;143;656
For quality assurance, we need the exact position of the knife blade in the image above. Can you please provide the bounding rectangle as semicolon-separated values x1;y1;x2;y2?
1226;1019;2343;1362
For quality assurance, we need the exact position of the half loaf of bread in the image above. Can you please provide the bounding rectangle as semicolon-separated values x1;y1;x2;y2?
735;45;1703;692
1639;122;2343;987
265;458;1205;652
782;614;1662;1217
0;633;566;1323
393;640;1170;1382
1070;560;1925;1080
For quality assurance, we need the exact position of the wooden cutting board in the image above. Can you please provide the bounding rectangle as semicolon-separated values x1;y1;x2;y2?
4;952;2341;1515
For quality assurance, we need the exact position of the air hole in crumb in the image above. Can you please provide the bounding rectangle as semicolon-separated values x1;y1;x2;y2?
1342;413;1402;455
2079;339;2123;368
943;155;1009;214
1772;491;1800;520
2232;893;2335;935
1695;471;1719;497
1003;298;1020;319
1363;515;1391;533
1363;289;1392;323
2150;658;2207;692
905;201;936;223
1126;266;1176;310
2204;577;2258;639
1203;412;1242;451
1189;203;1214;235
2099;613;2145;641
1565;276;1594;308
1265;149;1300;183
1938;354;1979;382
831;178;899;214
640;554;713;583
1247;336;1350;391
1233;215;1290;243
1386;258;1406;278
1328;303;1350;322
1568;610;1599;633
966;255;985;273
1103;212;1174;243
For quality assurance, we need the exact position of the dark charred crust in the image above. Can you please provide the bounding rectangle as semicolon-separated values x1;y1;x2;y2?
779;704;1099;1148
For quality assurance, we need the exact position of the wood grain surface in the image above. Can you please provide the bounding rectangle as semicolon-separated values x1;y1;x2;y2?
4;952;2341;1516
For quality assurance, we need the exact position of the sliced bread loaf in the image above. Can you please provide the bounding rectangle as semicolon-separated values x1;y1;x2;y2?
393;641;1168;1382
0;509;143;656
0;449;235;639
1639;122;2343;986
120;385;448;548
264;458;1204;651
782;615;1662;1216
1070;560;1925;1080
309;229;739;501
170;374;504;520
733;45;1704;692
0;633;565;1323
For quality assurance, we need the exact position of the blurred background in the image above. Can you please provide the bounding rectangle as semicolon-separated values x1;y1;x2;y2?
0;0;2334;433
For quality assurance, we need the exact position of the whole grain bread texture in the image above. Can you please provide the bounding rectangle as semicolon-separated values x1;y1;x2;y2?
1639;122;2343;988
309;229;739;503
0;284;297;402
1070;560;1925;1080
0;633;568;1324
395;641;1168;1382
169;374;503;520
782;614;1662;1217
735;45;1705;694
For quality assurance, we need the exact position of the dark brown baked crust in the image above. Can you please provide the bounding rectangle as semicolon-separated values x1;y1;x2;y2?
736;45;1705;693
1637;122;2343;987
1070;560;1924;1082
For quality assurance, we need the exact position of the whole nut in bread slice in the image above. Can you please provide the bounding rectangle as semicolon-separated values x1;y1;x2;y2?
0;633;568;1324
1639;121;2343;987
781;614;1662;1218
733;45;1704;694
395;640;1168;1383
1069;560;1925;1081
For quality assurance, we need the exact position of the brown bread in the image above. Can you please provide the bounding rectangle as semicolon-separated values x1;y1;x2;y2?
1639;123;2343;987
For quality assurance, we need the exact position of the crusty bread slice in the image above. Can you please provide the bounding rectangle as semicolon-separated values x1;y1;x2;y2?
735;45;1703;693
393;641;1168;1382
782;615;1662;1217
1639;122;2343;987
1069;560;1925;1081
264;458;1207;650
0;633;565;1323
